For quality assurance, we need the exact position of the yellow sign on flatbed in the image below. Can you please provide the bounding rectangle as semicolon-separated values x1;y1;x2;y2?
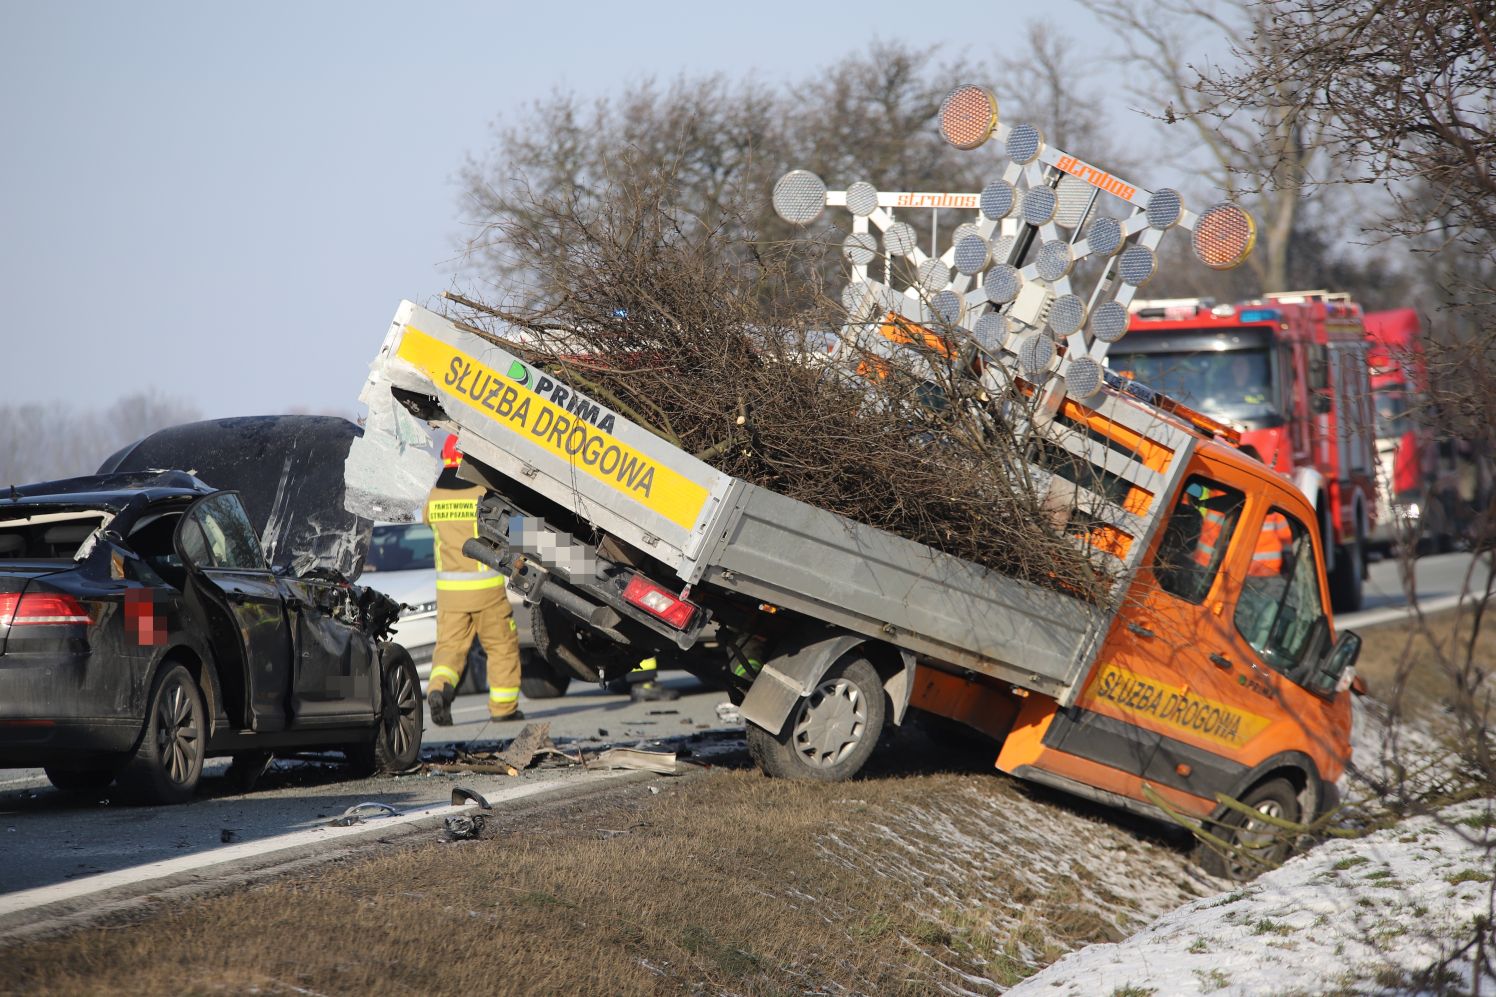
396;327;709;531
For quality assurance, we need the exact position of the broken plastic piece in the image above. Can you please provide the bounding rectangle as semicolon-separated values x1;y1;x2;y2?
590;747;678;774
343;387;438;523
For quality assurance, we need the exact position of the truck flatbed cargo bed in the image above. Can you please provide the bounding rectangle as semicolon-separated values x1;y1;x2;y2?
359;302;1200;704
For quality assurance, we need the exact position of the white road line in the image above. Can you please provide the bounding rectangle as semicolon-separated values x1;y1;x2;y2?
0;772;628;920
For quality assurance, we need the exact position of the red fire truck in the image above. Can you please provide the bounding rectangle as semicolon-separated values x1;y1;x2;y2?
1107;291;1377;613
1365;308;1469;553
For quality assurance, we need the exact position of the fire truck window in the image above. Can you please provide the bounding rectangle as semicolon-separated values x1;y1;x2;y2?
1233;508;1327;680
1153;476;1245;604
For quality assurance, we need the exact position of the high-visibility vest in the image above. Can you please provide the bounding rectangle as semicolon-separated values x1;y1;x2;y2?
424;483;503;609
1250;512;1294;577
1192;507;1230;568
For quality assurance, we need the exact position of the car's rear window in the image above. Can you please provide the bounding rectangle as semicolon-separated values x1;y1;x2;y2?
0;510;108;560
364;523;435;572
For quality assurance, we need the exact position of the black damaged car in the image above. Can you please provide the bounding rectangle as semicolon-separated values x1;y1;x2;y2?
0;416;422;803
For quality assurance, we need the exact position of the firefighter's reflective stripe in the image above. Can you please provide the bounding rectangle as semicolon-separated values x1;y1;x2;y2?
489;686;520;704
436;569;503;591
632;657;658;674
431;664;462;689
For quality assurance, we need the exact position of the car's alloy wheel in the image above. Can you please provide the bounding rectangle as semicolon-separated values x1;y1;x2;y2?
117;662;207;805
348;644;423;775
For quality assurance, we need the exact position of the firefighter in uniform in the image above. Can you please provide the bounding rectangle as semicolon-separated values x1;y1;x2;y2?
425;435;523;726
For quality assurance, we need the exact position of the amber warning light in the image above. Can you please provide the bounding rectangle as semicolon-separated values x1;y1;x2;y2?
623;575;699;630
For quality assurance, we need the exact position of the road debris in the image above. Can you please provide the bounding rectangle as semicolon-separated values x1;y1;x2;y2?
588;748;677;774
497;722;553;770
443;786;496;841
325;802;404;827
714;702;741;723
442;812;494;841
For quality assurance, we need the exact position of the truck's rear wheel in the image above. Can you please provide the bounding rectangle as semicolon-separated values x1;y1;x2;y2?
746;655;885;782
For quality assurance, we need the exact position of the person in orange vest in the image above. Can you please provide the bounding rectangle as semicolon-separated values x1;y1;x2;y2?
425;435;523;726
1250;511;1295;578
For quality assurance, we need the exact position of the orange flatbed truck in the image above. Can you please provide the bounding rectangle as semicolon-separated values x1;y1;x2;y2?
354;301;1362;877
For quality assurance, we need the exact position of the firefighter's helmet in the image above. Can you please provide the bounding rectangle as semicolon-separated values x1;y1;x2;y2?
441;434;462;469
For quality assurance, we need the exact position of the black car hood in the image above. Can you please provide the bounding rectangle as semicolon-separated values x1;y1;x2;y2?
99;416;371;579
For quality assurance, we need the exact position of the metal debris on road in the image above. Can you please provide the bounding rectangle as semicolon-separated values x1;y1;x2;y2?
424;723;585;778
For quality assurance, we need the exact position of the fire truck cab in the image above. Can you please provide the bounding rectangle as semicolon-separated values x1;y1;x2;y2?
1106;291;1377;613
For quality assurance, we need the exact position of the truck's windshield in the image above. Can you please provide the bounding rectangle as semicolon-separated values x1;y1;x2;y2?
1374;388;1413;440
365;523;435;572
1107;347;1276;422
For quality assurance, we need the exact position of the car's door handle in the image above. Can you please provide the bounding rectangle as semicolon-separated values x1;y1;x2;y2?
1126;622;1156;639
1209;652;1233;670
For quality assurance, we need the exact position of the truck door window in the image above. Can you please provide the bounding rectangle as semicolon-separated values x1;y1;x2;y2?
1152;476;1245;604
1233;508;1325;680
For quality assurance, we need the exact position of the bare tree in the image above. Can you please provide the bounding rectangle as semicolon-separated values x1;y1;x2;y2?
0;391;202;485
1076;0;1349;293
1182;0;1495;981
457;37;1131;305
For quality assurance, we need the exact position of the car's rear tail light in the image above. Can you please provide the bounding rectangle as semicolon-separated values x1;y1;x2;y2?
0;592;91;627
621;576;698;630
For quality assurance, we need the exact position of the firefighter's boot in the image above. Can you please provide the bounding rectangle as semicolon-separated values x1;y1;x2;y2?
427;686;454;727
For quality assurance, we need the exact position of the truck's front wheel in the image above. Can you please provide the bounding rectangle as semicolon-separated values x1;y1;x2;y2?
746;655;885;781
1329;529;1365;614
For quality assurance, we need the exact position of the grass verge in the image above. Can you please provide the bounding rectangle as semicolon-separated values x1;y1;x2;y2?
4;746;1205;995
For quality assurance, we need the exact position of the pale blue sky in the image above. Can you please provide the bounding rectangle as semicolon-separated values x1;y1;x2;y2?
1;1;1140;418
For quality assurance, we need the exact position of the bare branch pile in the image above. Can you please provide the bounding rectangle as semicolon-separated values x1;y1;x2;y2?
449;167;1111;598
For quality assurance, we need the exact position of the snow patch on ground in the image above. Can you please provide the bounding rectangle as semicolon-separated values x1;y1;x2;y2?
1009;800;1496;995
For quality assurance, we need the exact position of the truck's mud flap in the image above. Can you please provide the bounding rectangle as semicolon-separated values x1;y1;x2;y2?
740;631;913;734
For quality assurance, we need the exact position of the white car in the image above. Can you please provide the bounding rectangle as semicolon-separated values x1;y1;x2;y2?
360;522;569;697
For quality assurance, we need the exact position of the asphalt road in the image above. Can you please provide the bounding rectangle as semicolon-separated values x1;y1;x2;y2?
1344;549;1492;626
0;673;732;897
0;549;1485;902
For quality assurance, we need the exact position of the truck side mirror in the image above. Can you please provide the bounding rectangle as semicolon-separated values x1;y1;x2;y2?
1311;630;1362;695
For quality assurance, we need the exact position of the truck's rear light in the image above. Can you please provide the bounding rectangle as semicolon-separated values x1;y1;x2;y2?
622;576;697;630
0;593;91;627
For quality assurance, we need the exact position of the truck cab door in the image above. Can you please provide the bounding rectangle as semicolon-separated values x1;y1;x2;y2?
177;492;294;733
1219;502;1349;776
1061;464;1265;811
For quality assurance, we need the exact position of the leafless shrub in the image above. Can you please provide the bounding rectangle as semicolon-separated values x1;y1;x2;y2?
1164;0;1496;983
449;163;1115;598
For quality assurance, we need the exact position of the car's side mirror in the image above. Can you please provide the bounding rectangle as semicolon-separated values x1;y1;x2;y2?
1311;629;1362;695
